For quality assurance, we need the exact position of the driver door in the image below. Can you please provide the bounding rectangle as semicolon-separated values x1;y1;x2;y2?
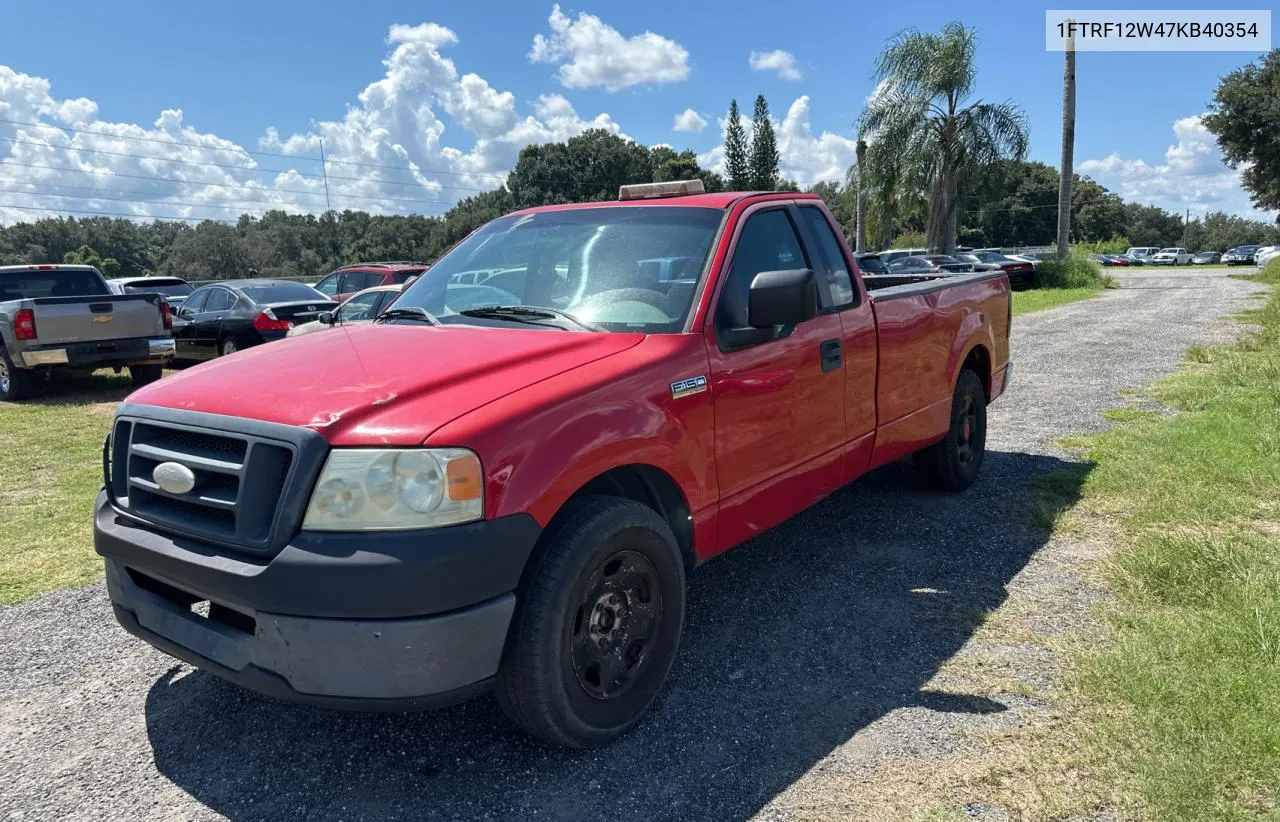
705;204;847;552
173;289;208;358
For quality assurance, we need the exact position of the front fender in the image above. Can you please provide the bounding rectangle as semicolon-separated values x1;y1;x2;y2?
427;334;717;533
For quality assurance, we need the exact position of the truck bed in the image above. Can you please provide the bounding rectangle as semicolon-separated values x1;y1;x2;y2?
866;270;1012;468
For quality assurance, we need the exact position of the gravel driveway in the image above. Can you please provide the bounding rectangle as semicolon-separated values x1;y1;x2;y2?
0;269;1266;822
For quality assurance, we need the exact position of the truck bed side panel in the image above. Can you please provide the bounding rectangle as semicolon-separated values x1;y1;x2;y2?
868;272;1010;469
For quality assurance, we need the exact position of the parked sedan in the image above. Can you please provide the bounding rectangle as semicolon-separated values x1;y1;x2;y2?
957;250;1036;289
922;254;974;273
1192;251;1222;265
172;279;337;360
1255;245;1279;270
1223;245;1260;266
107;276;194;310
886;255;942;275
287;284;403;337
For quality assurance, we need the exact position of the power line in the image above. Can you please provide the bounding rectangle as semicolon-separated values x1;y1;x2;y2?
0;158;468;209
0;201;239;224
0;116;511;182
0;185;294;217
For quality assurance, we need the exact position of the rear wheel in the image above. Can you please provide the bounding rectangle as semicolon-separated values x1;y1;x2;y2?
914;368;987;491
495;496;686;748
129;364;163;387
219;337;238;357
0;349;37;402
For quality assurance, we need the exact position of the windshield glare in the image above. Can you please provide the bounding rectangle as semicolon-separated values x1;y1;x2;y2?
393;206;722;332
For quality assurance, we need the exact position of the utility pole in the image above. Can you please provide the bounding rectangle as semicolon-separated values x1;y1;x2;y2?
319;137;333;214
1183;208;1190;248
1055;19;1077;259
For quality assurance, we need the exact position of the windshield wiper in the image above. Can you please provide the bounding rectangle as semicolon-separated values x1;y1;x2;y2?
374;306;441;325
459;305;598;331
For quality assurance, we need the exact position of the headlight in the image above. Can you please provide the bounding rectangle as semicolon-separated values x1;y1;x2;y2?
302;448;483;531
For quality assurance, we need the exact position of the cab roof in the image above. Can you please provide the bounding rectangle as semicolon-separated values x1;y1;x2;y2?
508;191;821;217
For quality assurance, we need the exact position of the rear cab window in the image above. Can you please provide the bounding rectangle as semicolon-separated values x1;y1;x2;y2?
0;268;109;300
796;206;856;307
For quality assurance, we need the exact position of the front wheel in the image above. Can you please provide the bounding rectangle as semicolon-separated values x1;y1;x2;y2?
914;368;987;491
495;496;686;748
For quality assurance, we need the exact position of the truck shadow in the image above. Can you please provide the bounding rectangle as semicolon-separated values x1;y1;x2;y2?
142;450;1091;821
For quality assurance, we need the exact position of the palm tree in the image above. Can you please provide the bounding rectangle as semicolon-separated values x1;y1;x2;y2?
859;23;1029;253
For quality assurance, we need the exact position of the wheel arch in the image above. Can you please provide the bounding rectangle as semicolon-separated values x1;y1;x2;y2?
549;463;696;572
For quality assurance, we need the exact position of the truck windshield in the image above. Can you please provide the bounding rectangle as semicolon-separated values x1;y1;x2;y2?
0;269;108;300
392;206;723;333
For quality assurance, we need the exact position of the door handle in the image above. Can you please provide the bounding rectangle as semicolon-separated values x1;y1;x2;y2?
820;339;843;373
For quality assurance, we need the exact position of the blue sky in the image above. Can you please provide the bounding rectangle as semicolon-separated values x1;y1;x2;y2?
0;0;1272;225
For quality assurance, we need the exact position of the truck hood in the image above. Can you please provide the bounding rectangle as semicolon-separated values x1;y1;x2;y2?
128;324;645;445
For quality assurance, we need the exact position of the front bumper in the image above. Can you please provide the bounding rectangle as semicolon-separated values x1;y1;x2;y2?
95;492;542;707
21;337;174;368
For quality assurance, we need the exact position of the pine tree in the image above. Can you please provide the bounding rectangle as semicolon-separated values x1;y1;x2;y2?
749;95;780;190
724;99;751;191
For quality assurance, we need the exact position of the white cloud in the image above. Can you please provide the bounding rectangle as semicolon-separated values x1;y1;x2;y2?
0;25;627;226
1080;115;1275;220
672;108;707;133
749;50;802;81
529;4;690;92
697;96;857;188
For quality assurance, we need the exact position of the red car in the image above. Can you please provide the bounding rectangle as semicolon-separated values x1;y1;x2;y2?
312;261;427;303
95;181;1012;748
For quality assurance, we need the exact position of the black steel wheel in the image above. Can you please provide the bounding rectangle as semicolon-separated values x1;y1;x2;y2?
496;496;686;748
914;367;987;491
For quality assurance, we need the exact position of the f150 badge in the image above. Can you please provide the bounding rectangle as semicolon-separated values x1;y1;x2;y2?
670;375;707;399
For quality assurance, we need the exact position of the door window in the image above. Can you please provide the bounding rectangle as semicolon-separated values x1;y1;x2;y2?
336;291;383;322
314;273;340;297
203;288;233;312
798;207;856;307
716;209;809;331
341;271;382;293
182;289;209;313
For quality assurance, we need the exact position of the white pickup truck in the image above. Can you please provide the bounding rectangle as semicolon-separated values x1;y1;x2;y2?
0;264;175;401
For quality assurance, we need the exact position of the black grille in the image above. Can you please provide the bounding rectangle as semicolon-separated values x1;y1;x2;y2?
107;418;298;553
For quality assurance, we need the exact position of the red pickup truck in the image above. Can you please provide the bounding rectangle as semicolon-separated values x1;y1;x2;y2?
95;182;1011;748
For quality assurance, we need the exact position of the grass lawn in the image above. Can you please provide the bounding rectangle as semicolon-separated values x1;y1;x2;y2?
1052;267;1280;819
1011;286;1105;317
0;371;136;605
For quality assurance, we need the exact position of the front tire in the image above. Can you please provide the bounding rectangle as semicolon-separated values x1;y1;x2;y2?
495;496;686;748
914;368;987;491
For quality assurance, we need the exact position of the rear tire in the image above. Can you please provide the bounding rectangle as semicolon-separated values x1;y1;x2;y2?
219;337;238;357
0;349;37;402
914;368;987;491
495;496;686;748
129;364;164;387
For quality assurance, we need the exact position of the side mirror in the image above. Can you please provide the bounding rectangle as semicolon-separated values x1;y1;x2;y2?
747;268;818;328
318;311;334;326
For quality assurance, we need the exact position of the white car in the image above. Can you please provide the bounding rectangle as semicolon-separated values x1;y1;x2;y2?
1255;246;1280;270
1150;247;1193;265
1125;246;1161;261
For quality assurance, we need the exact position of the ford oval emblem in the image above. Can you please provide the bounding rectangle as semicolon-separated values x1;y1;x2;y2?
153;462;197;495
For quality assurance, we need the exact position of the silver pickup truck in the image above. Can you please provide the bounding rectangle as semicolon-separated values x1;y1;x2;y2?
0;264;175;401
